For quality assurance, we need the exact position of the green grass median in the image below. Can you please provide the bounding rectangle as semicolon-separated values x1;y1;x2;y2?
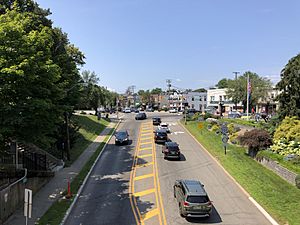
183;121;300;225
37;118;115;225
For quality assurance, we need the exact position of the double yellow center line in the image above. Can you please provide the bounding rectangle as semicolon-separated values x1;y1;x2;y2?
129;122;167;225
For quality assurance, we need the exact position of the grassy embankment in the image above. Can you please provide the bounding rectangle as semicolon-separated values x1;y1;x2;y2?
184;121;300;225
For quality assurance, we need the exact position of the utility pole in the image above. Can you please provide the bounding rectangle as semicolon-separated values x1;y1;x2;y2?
166;79;171;109
233;71;240;110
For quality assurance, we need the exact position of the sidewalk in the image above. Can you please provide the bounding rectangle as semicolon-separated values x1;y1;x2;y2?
4;120;116;225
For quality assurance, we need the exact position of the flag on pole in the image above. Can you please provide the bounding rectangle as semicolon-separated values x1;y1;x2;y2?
247;78;251;102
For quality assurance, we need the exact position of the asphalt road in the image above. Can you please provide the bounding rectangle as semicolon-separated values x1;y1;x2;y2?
64;112;272;225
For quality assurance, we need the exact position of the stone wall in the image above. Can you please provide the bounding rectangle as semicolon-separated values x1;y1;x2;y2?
0;176;50;224
256;156;298;185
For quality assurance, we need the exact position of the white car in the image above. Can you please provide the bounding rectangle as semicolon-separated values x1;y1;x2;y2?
158;123;170;133
169;108;178;113
124;108;131;113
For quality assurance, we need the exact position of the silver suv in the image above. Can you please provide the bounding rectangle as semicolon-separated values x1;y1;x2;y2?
174;180;212;218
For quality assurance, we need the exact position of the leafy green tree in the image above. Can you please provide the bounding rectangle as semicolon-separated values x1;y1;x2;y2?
151;88;162;95
216;78;229;88
226;71;272;112
193;88;207;92
0;2;85;155
138;90;151;104
276;54;300;119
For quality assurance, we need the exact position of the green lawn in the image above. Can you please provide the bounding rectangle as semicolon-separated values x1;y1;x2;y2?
184;121;300;225
68;115;109;165
37;126;115;225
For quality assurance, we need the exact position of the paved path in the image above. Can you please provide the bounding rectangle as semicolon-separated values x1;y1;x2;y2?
4;120;116;225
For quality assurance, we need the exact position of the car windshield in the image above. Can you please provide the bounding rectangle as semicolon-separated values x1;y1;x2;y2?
116;132;127;138
186;196;209;203
161;124;168;127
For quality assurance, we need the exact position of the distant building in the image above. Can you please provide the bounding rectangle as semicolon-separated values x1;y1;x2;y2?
186;92;207;112
256;87;280;114
207;88;243;114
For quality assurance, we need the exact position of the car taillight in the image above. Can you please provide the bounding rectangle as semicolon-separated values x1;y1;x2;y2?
183;201;189;206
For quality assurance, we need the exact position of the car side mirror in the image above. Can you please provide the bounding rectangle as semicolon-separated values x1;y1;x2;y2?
202;184;204;187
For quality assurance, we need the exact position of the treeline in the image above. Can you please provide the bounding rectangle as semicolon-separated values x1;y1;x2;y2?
0;1;116;156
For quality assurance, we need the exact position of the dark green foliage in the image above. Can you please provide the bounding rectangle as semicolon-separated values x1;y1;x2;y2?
216;78;229;88
276;54;300;119
226;71;272;112
296;174;300;189
239;129;272;157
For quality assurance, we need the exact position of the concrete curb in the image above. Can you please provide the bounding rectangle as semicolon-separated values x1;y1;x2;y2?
180;121;279;225
60;120;121;225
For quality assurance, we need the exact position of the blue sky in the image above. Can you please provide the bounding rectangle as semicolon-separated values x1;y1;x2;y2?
37;0;300;93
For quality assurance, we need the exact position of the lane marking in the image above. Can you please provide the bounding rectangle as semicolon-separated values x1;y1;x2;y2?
137;153;153;159
141;133;152;136
139;147;152;151
134;173;154;181
135;162;154;168
134;188;155;197
141;208;159;221
152;128;167;225
140;141;152;146
141;130;152;133
140;137;152;141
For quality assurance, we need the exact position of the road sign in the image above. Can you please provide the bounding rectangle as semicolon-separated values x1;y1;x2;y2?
222;135;229;143
221;123;228;135
24;188;32;224
198;122;204;129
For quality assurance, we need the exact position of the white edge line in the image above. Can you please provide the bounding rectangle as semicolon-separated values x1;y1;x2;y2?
60;120;121;225
179;120;279;225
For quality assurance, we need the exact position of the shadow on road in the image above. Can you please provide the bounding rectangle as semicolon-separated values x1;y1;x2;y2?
185;206;222;224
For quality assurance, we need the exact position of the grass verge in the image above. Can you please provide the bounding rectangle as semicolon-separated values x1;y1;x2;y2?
37;126;115;225
183;120;300;225
68;115;110;165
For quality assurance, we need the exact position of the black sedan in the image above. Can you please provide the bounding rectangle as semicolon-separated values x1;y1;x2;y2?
114;130;129;145
135;112;147;120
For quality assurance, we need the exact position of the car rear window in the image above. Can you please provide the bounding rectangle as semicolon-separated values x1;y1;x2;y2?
168;146;179;151
186;196;209;203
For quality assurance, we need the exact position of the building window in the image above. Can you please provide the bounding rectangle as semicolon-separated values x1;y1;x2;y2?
199;96;202;101
219;95;222;101
199;104;202;110
192;97;194;101
204;97;207;101
210;96;215;101
271;93;275;99
191;104;194;109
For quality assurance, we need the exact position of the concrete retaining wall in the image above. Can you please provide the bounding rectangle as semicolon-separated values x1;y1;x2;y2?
0;176;50;224
256;156;298;185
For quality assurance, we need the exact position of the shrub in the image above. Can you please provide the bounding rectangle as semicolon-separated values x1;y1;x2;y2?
296;174;300;189
238;129;272;157
271;117;300;156
229;132;239;144
211;124;220;132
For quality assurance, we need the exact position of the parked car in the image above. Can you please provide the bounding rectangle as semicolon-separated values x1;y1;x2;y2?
146;108;154;112
114;130;129;145
228;111;241;119
154;130;168;143
174;180;212;218
158;122;170;133
135;112;147;120
124;108;131;113
152;117;161;125
162;142;180;159
169;108;178;113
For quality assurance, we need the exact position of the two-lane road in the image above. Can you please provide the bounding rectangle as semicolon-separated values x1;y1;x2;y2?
64;112;273;225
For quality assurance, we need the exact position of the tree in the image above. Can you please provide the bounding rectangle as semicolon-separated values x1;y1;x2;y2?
138;90;151;104
216;78;229;88
193;88;207;92
276;54;300;119
151;88;162;95
0;2;85;154
226;71;272;112
238;129;272;157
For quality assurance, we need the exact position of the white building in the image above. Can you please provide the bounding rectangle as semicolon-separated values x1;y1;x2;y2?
186;92;207;112
207;88;243;113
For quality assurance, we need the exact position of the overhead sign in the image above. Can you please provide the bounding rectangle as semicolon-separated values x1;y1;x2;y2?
24;189;32;219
